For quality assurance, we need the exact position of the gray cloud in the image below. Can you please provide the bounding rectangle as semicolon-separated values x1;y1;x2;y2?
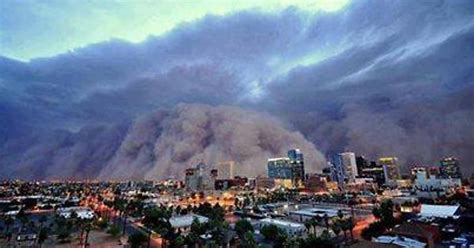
0;104;324;180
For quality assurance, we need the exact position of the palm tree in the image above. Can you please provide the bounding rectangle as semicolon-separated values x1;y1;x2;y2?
37;228;48;248
336;220;346;241
347;218;355;241
38;215;47;230
331;221;341;240
304;220;313;235
2;215;14;234
83;222;93;247
3;216;14;241
340;219;354;242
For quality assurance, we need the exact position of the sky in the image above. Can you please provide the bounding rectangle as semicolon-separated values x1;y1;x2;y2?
0;0;349;61
0;0;473;180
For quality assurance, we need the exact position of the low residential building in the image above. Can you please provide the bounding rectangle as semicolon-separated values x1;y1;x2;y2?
169;214;209;234
390;222;440;248
257;218;306;236
374;235;426;248
57;206;95;219
288;207;340;223
419;204;461;219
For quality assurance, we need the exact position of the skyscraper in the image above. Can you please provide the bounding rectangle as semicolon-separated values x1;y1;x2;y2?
288;149;305;185
185;162;214;191
379;157;400;183
356;156;369;175
440;157;462;179
359;160;385;186
330;152;358;186
216;161;235;179
267;149;305;188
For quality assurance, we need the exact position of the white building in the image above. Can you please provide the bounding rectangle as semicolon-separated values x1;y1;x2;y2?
288;208;340;223
414;169;462;192
169;214;209;234
374;235;426;248
331;152;358;185
419;204;460;219
57;207;95;219
257;218;306;236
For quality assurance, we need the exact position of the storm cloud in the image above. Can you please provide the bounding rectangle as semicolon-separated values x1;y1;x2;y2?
0;0;473;179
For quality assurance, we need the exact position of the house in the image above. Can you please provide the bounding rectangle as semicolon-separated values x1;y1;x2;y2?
169;214;209;235
257;218;306;236
419;204;460;219
390;223;440;248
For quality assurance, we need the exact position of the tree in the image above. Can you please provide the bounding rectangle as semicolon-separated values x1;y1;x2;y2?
174;235;186;247
2;216;14;238
260;224;280;241
57;227;72;243
373;200;395;225
175;205;182;216
347;218;355;241
283;237;301;248
107;224;121;237
339;220;348;241
37;228;48;248
17;208;29;230
331;221;341;239
235;219;254;238
128;232;147;248
361;221;386;241
301;234;335;248
323;214;330;232
241;231;257;248
39;215;48;230
320;229;331;241
340;219;355;242
204;240;220;248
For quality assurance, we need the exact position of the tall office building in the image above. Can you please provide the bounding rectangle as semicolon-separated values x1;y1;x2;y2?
330;152;358;186
267;149;305;188
185;162;214;191
356;156;369;175
288;149;305;185
216;161;235;179
359;160;385;186
380;157;400;183
440;157;462;179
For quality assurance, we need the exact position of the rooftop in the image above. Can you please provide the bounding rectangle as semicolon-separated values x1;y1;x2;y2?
419;204;460;218
289;207;340;217
169;214;209;228
268;157;290;162
259;218;305;229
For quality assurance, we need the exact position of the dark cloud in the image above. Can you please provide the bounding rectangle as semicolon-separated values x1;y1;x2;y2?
0;0;473;178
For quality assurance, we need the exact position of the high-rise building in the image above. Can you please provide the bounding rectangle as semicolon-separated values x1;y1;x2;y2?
359;160;385;186
440;157;462;179
267;149;305;188
185;162;214;191
216;161;235;179
288;149;304;162
185;168;200;191
380;157;400;183
330;152;358;186
288;149;305;185
356;156;369;175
